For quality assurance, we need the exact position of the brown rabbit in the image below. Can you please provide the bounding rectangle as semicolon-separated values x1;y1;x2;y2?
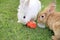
37;2;60;40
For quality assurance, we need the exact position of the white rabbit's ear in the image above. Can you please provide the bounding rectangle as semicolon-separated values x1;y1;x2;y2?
20;0;25;4
25;0;30;6
20;0;30;6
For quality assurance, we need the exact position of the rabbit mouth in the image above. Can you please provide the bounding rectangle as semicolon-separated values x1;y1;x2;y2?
38;23;45;28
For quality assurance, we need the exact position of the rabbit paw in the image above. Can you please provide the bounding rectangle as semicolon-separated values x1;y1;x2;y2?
52;36;58;40
17;21;21;23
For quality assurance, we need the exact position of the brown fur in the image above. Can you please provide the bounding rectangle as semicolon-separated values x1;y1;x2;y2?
37;2;60;40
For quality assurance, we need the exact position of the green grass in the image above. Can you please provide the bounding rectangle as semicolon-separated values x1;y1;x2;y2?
0;0;60;40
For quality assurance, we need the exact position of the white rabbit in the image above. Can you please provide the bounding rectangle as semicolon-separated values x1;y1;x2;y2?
17;0;41;24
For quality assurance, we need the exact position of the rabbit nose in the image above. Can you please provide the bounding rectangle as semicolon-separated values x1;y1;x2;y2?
23;16;26;19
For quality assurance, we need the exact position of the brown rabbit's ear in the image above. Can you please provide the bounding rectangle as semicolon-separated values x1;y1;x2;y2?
47;2;56;13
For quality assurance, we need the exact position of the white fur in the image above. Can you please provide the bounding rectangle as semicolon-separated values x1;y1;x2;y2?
17;0;41;24
38;23;45;28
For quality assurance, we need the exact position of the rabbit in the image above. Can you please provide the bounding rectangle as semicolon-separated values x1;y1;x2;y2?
37;1;60;40
17;0;41;24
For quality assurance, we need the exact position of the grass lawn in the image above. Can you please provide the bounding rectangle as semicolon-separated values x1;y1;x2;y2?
0;0;60;40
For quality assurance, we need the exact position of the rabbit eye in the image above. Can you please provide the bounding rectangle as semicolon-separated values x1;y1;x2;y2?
23;16;26;19
41;16;44;18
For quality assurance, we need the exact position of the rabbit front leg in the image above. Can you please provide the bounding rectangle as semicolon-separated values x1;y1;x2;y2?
52;23;60;40
17;12;22;23
17;9;24;23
